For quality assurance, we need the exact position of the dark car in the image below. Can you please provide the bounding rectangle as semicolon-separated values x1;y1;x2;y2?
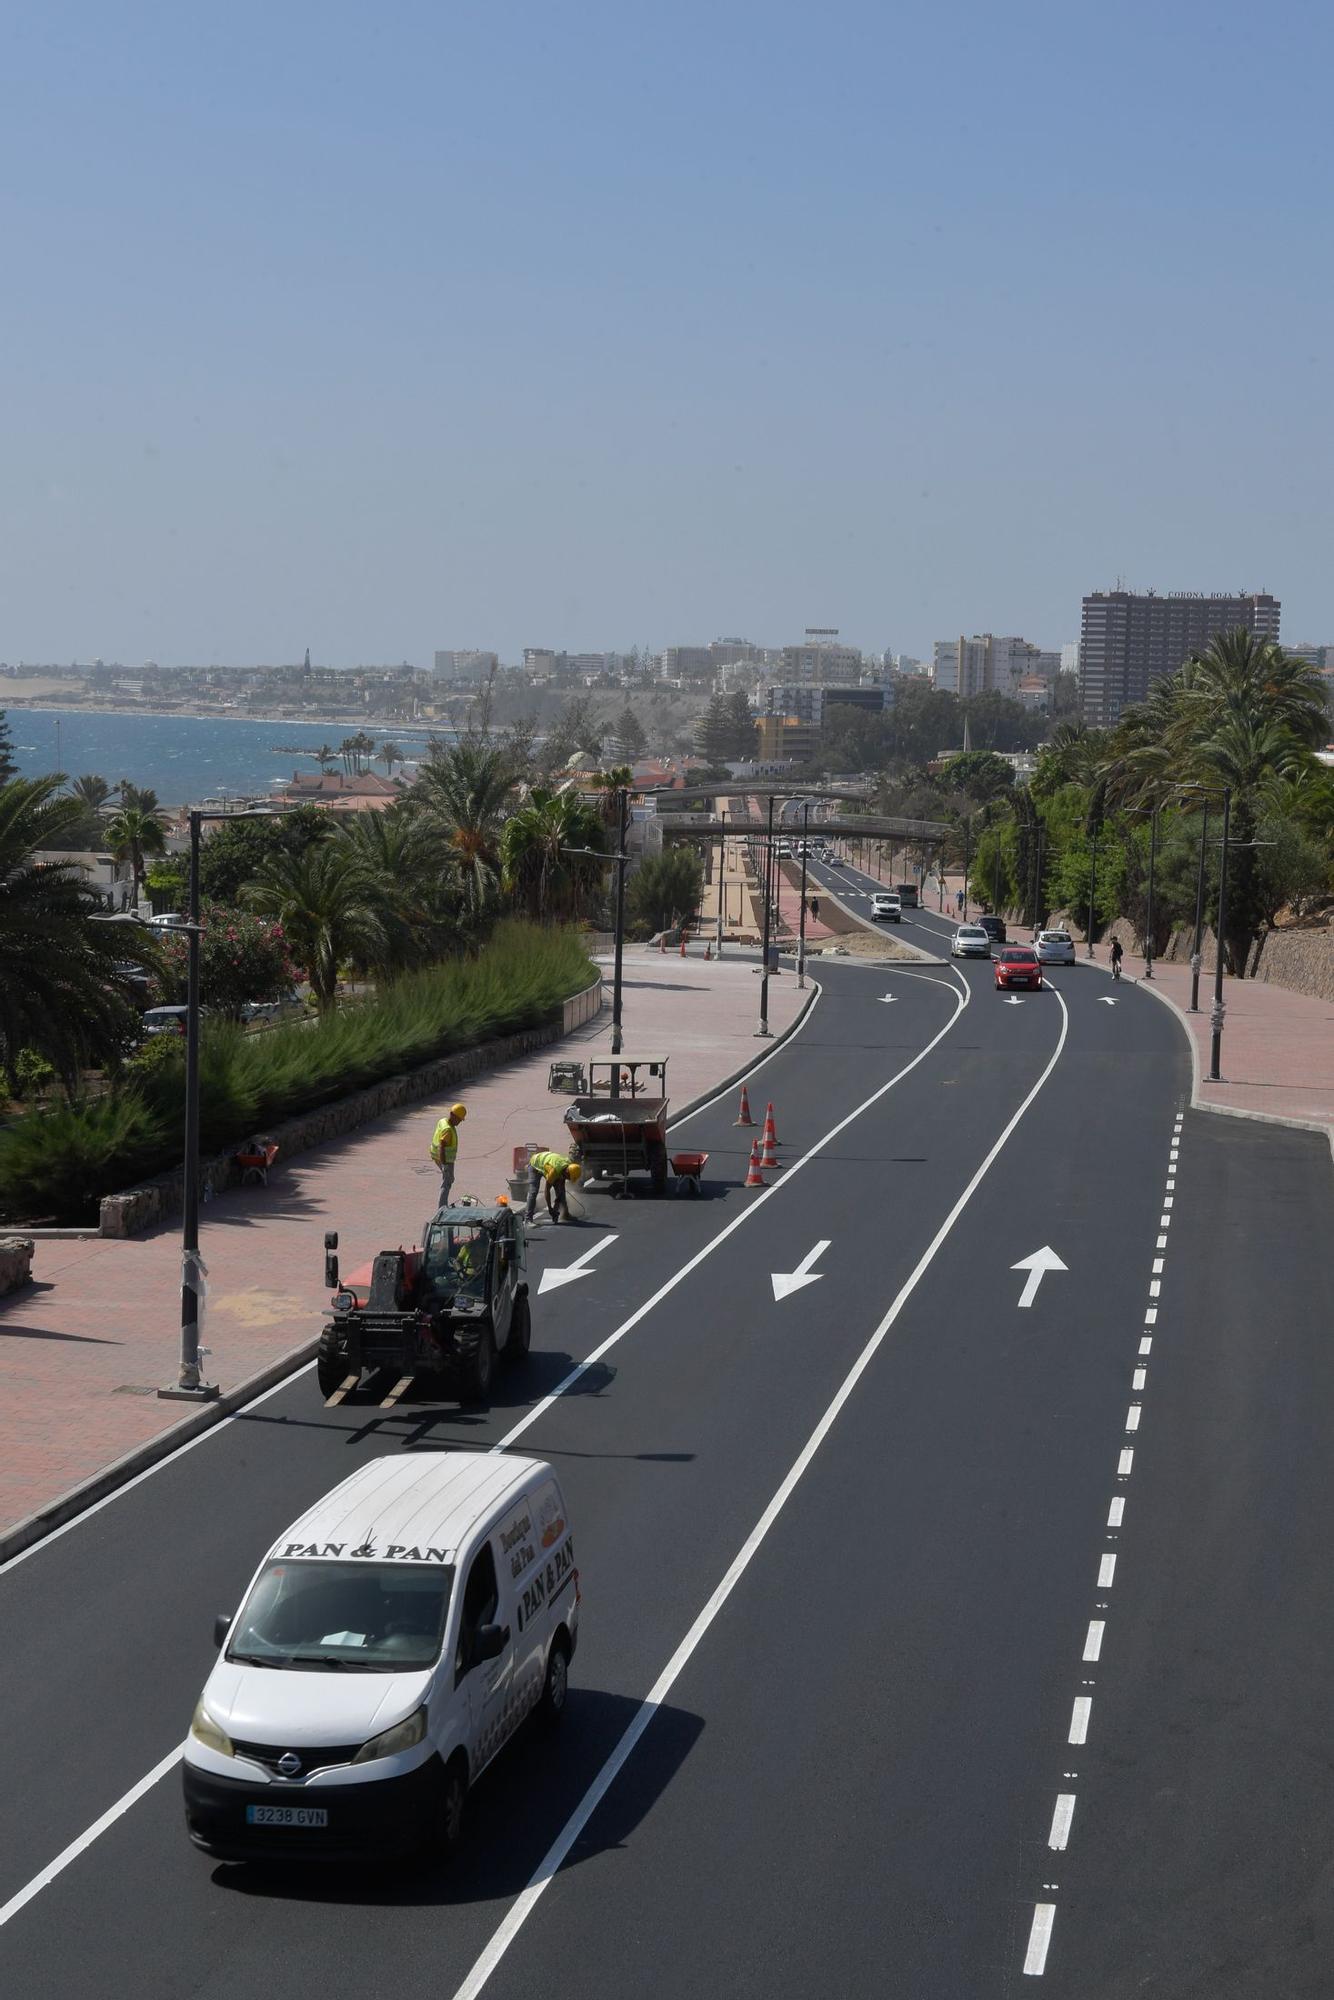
977;915;1007;946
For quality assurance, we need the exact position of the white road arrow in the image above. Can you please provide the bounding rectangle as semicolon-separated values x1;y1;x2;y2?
1001;995;1025;1006
1012;1245;1068;1308
878;994;898;1004
1099;996;1118;1005
537;1233;618;1295
771;1239;831;1302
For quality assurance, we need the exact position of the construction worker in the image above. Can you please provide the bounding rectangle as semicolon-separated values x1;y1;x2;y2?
430;1103;467;1206
525;1149;582;1224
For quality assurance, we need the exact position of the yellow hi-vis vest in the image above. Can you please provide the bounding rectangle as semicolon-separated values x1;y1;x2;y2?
531;1150;570;1182
431;1118;459;1167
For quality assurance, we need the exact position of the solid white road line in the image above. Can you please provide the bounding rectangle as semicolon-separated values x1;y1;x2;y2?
447;988;1073;2000
1083;1620;1105;1662
1107;1497;1125;1527
1068;1697;1092;1745
1098;1554;1117;1588
0;1747;182;1931
1023;1902;1056;1976
1047;1794;1076;1851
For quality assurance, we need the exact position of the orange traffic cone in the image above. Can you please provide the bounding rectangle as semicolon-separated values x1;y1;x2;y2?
760;1104;779;1170
744;1139;765;1187
734;1085;755;1127
679;934;687;956
764;1100;779;1146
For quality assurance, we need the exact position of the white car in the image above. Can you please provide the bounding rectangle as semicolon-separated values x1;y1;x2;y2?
1035;929;1076;966
871;894;902;922
951;925;993;959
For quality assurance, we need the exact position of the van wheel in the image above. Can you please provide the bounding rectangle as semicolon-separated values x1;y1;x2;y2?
504;1295;531;1365
464;1327;496;1404
538;1635;570;1730
437;1756;469;1859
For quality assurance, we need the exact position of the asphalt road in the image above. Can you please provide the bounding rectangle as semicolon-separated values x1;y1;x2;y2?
2;906;1331;1999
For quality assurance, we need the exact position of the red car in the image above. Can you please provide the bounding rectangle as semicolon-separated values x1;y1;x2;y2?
994;947;1043;992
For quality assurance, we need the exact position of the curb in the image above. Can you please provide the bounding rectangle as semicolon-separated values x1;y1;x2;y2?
0;1334;318;1569
809;878;940;964
0;970;823;1569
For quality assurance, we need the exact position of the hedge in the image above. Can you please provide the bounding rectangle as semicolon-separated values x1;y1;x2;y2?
0;923;594;1224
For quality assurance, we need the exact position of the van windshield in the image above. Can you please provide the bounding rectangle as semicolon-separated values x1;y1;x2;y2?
227;1560;455;1672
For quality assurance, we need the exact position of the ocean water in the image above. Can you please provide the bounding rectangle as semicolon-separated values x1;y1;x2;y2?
5;709;449;807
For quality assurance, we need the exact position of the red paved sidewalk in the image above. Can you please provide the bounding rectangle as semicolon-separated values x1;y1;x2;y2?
0;949;804;1543
1081;941;1334;1141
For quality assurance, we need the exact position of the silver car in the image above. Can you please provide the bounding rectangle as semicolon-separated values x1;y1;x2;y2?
1035;929;1076;965
951;925;993;959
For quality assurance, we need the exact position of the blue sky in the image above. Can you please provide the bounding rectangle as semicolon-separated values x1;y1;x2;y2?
2;0;1330;666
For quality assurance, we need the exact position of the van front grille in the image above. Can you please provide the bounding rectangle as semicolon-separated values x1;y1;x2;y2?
231;1739;362;1780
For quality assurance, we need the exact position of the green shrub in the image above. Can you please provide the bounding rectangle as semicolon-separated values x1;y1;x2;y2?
0;923;595;1223
14;1048;56;1098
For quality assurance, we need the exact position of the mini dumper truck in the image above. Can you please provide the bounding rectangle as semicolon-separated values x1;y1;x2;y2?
562;1056;671;1197
318;1203;530;1409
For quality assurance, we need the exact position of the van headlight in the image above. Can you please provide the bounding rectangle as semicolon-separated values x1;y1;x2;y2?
352;1707;427;1764
190;1701;235;1758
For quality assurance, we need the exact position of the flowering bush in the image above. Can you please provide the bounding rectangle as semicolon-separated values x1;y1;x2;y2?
155;903;299;1016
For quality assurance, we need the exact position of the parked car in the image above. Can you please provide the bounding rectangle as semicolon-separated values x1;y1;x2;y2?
977;915;1007;946
241;992;306;1027
871;893;902;922
142;1005;190;1037
994;947;1043;991
146;912;189;930
950;925;993;959
1034;929;1076;966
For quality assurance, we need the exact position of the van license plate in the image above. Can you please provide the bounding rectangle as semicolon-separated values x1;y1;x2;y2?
245;1805;328;1828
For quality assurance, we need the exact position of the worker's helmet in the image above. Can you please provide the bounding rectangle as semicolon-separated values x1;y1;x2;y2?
450;1103;467;1121
566;1162;582;1182
496;1194;509;1206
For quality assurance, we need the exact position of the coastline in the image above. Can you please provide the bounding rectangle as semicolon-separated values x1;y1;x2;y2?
5;702;450;730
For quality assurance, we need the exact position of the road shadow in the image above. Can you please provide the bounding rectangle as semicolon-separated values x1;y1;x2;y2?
209;1690;705;1910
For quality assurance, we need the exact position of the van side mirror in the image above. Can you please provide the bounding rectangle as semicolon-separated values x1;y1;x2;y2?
324;1231;339;1290
213;1613;232;1649
472;1623;507;1665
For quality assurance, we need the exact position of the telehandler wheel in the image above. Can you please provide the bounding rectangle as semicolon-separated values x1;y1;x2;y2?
316;1325;355;1400
504;1294;531;1365
463;1326;497;1404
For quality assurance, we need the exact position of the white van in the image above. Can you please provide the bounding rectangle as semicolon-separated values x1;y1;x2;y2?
182;1452;578;1860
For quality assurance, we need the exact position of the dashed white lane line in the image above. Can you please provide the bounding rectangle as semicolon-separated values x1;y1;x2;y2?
1152;1258;1165;1275
1024;1904;1057;1976
1098;1554;1117;1588
1149;1279;1162;1298
1139;1337;1153;1356
1126;1404;1142;1431
1068;1697;1092;1745
1048;1794;1077;1851
1145;1307;1158;1324
1118;1448;1134;1476
1107;1496;1125;1527
1133;1367;1147;1391
1163;1195;1174;1210
1083;1620;1105;1662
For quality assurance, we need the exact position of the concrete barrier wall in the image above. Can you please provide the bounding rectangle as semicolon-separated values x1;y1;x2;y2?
0;1236;34;1295
101;974;604;1239
562;973;606;1032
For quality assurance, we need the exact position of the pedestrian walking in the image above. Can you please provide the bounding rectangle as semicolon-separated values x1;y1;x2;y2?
525;1149;582;1223
430;1102;467;1205
956;887;965;914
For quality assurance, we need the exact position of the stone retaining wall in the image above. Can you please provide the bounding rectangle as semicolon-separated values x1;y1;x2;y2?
1091;915;1334;1004
100;974;604;1239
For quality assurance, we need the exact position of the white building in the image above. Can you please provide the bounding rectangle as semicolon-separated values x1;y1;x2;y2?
932;634;1060;698
434;650;498;680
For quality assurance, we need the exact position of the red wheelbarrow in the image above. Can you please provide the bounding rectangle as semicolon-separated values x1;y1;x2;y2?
236;1139;280;1188
669;1150;709;1196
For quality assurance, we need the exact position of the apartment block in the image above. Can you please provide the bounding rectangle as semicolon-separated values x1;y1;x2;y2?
1079;591;1281;726
932;635;1059;699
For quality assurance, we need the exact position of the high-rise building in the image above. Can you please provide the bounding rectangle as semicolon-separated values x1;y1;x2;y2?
434;649;498;680
761;684;893;724
1079;591;1280;726
932;635;1059;698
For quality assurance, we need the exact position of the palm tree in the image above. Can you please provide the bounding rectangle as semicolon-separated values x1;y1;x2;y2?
337;807;458;969
70;775;111;814
242;842;387;1010
378;741;405;777
314;743;338;773
115;781;162;815
104;802;168;900
500;788;608;922
412;741;517;916
0;777;152;1087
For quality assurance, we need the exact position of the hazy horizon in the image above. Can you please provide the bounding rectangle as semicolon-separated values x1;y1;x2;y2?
2;0;1330;667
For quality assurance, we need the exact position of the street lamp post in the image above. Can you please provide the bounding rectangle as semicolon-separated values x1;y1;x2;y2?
1144;803;1159;980
611;786;628;1056
1189;800;1210;1012
1208;787;1233;1083
1085;820;1100;958
797;802;811;989
716;808;726;954
757;795;775;1037
962;815;972;921
161;805;287;1402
